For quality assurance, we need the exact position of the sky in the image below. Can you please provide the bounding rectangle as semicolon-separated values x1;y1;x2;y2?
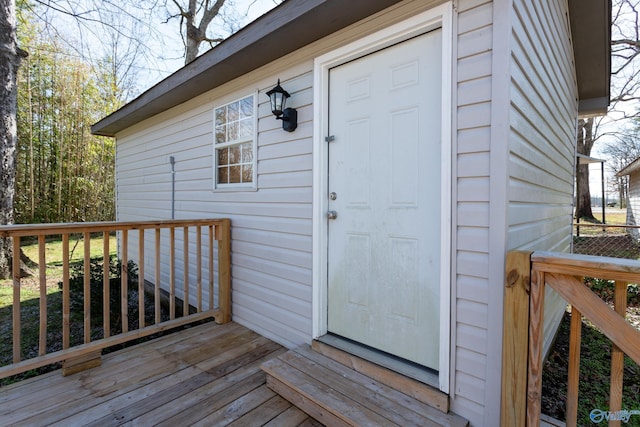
149;0;280;84
141;0;280;92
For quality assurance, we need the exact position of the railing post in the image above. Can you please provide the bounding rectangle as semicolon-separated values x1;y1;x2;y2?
502;250;532;427
527;268;545;427
215;218;231;324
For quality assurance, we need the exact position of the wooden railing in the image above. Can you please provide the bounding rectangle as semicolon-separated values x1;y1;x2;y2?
0;218;231;379
501;251;640;427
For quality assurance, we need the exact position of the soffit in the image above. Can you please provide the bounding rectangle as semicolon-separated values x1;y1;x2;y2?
569;0;611;116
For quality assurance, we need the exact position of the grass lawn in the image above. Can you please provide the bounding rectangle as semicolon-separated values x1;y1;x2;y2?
593;208;627;225
0;234;117;306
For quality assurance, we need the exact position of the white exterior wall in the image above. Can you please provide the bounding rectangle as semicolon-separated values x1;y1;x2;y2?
627;172;640;240
507;0;577;361
452;0;577;424
508;0;577;357
450;0;494;423
113;0;579;425
484;0;577;424
116;67;316;348
116;0;451;350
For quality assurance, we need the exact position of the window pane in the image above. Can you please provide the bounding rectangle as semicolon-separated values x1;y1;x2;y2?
242;164;253;182
215;125;226;144
227;122;238;141
228;102;239;122
239;118;253;139
240;97;253;118
229;166;242;183
242;143;253;162
229;145;241;164
218;147;229;166
218;166;229;184
215;108;226;127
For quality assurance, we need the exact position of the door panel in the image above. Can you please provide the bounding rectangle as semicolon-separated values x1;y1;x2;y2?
327;30;443;369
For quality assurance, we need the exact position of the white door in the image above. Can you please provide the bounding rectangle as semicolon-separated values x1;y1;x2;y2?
327;30;443;370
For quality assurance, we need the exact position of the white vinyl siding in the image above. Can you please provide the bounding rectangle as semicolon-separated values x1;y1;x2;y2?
508;0;577;363
627;172;640;240
116;70;314;348
451;0;493;422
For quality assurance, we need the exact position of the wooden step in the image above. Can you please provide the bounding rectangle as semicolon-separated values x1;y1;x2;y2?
261;345;468;427
312;339;449;413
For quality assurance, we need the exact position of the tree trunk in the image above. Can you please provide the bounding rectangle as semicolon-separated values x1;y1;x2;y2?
575;118;595;220
0;0;27;278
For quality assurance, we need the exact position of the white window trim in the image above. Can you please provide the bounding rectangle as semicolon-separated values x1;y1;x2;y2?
311;3;454;393
212;92;258;191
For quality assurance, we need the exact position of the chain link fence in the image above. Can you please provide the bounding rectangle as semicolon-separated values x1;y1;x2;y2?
573;223;640;259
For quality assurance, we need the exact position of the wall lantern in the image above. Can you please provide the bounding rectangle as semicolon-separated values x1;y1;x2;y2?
266;79;297;132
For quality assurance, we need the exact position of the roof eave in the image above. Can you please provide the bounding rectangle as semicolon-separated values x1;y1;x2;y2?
91;0;403;137
93;0;613;137
617;157;640;177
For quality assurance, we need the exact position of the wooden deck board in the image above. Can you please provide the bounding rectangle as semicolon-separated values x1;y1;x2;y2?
0;322;320;426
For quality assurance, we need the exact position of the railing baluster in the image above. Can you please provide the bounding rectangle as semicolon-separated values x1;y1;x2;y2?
38;235;47;356
209;225;214;310
121;230;128;333
197;226;202;312
566;306;582;427
62;234;70;349
138;229;145;329
610;280;628;427
103;231;110;338
12;236;21;363
183;227;189;316
84;232;91;344
170;227;175;320
155;228;161;325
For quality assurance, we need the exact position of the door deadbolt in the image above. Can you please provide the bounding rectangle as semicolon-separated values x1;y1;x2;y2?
329;192;337;200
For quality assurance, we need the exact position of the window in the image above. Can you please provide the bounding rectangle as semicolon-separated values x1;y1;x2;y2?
214;94;256;188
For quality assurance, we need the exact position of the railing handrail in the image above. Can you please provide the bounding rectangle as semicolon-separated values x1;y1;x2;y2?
0;218;228;237
0;218;231;381
502;250;640;427
532;251;640;282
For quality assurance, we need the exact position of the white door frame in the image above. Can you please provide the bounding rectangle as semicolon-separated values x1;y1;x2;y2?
311;3;453;393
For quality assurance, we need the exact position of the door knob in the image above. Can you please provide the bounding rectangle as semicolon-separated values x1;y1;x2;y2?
327;211;338;220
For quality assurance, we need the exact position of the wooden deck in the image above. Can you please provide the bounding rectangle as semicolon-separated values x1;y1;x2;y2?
1;320;469;426
0;321;319;426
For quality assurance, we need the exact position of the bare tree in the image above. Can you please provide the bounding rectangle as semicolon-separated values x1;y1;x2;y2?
166;0;228;64
0;0;28;278
601;125;640;206
575;0;640;220
165;0;282;64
